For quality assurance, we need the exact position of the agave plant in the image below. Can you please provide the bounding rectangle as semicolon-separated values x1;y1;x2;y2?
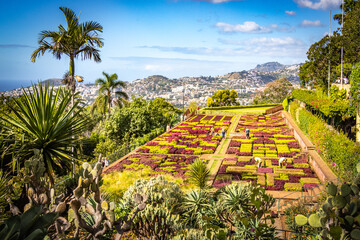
0;83;89;185
182;189;211;228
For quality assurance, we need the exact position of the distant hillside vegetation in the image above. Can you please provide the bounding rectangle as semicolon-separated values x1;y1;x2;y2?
41;78;63;86
253;62;284;72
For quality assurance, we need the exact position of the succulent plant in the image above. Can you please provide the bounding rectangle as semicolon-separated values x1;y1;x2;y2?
295;163;360;239
0;206;58;240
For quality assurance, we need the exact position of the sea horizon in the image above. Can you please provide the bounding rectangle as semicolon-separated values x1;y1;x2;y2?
0;80;37;92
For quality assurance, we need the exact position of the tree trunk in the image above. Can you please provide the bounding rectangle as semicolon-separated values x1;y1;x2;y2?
357;108;360;142
108;91;111;114
70;56;76;177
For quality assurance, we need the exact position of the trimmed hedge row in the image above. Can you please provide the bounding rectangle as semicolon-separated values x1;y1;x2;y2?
292;89;349;118
201;103;279;111
289;101;360;181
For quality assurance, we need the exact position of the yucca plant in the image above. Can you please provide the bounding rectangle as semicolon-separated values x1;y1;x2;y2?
0;83;89;186
188;158;210;189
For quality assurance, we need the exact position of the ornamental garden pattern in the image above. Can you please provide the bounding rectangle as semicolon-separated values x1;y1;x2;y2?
105;113;321;192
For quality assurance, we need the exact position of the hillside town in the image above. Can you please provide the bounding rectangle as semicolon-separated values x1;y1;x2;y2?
1;62;301;108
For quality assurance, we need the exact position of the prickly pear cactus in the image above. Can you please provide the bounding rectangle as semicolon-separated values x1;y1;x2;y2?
69;160;117;240
295;163;360;240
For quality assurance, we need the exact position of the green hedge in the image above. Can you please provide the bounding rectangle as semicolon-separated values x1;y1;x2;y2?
289;101;360;181
292;89;350;118
201;103;279;111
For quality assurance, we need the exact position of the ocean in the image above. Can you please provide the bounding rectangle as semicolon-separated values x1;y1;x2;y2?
0;80;35;92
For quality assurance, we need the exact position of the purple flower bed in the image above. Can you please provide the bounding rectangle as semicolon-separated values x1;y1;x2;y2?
226;148;240;155
229;140;241;147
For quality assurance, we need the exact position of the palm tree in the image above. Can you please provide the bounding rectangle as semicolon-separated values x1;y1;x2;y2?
31;7;103;95
0;83;89;186
95;72;128;114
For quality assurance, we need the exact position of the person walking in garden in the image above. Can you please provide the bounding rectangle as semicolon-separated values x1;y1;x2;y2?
221;126;226;138
209;126;214;136
246;127;250;139
104;157;109;168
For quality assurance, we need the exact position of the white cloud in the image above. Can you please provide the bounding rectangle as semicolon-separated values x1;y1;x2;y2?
215;21;294;33
140;36;307;59
285;10;296;16
294;0;341;10
215;21;272;33
300;20;323;27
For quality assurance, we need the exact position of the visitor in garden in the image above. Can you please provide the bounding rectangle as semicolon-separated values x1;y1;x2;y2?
279;157;287;168
104;157;109;168
209;126;214;136
221;126;226;138
246;128;250;139
166;124;170;132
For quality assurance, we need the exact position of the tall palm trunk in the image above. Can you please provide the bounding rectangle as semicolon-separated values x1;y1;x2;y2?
70;56;76;176
108;91;111;114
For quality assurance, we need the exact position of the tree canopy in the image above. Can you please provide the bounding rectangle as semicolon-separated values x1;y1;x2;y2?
206;89;238;107
299;0;360;89
105;97;181;144
253;78;294;104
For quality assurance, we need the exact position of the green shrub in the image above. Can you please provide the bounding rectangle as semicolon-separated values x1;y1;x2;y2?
290;102;360;181
282;98;289;111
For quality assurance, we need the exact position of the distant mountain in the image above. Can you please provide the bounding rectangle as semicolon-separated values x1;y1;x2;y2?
252;62;285;72
41;78;63;86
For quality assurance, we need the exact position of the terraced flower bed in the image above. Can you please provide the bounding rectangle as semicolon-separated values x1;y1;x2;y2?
104;153;198;178
137;115;233;155
228;113;301;158
213;153;320;191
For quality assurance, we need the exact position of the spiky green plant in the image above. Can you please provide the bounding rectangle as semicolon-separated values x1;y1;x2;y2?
182;189;211;227
0;170;10;222
0;83;89;185
188;158;210;189
0;206;58;240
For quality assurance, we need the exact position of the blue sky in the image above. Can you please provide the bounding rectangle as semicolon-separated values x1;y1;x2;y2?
0;0;342;91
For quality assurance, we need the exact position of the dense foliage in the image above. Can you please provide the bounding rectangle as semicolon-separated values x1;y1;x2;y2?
105;97;181;144
206;89;238;107
253;77;293;104
299;0;360;88
292;88;350;118
289;101;360;181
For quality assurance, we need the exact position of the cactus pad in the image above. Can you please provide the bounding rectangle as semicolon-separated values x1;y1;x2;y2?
333;195;347;209
341;184;352;197
295;214;308;226
101;201;109;211
351;229;360;240
308;214;321;228
327;183;337;196
56;202;67;213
